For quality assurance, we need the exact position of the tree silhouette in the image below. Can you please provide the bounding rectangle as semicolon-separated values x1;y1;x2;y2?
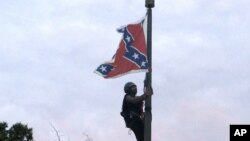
8;122;33;141
0;122;33;141
0;122;8;141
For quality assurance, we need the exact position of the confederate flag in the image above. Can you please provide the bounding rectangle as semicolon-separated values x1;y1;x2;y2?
95;15;148;78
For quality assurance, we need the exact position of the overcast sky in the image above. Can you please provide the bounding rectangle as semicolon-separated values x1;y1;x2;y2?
0;0;250;141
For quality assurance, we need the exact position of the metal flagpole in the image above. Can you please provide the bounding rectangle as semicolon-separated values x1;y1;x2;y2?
144;1;154;141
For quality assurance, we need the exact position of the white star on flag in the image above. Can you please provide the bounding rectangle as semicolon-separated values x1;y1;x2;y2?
141;61;146;67
126;36;131;42
100;65;107;72
132;53;139;59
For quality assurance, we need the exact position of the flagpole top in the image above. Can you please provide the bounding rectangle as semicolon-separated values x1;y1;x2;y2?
145;0;155;8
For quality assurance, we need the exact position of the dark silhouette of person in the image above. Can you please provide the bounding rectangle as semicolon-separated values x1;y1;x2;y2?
121;82;152;141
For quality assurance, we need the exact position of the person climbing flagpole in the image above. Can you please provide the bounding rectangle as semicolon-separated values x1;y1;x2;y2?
94;1;155;141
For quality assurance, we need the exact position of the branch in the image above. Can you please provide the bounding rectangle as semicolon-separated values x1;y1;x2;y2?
83;133;93;141
49;122;64;141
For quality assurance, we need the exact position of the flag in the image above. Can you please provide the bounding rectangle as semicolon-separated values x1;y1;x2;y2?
95;15;148;78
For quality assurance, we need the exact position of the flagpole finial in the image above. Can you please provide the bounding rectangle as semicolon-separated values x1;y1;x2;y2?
145;0;155;8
